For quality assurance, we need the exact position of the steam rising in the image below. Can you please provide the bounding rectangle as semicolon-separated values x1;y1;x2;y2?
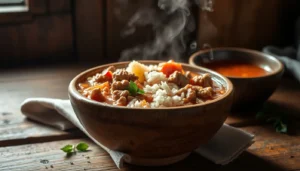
118;0;215;62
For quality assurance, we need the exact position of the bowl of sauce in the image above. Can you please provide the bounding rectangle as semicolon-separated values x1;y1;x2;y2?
189;47;284;112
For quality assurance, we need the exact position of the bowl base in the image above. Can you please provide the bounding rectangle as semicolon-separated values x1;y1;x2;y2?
126;152;191;166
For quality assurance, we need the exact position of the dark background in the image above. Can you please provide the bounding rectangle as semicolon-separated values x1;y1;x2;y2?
0;0;299;68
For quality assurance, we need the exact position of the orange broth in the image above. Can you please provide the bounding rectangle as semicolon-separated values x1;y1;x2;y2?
205;62;268;78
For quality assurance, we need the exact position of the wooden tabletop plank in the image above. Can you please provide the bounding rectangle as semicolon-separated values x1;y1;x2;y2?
0;64;92;147
0;139;117;171
244;125;300;171
0;134;296;171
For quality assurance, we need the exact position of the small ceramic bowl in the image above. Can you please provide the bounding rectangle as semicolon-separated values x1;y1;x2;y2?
68;60;233;166
189;47;284;112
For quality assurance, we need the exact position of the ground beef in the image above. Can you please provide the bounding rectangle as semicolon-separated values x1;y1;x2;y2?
91;73;110;83
168;71;189;87
197;87;213;99
176;84;193;96
191;73;213;87
116;96;127;106
112;90;129;100
186;88;196;103
113;69;138;82
111;80;129;90
127;96;134;102
137;94;154;103
176;84;213;102
185;71;192;79
102;87;110;96
112;90;129;106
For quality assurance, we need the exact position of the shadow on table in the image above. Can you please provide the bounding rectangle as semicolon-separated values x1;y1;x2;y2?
124;151;285;171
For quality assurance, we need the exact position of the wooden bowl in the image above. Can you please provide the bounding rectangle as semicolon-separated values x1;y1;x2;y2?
189;47;284;112
68;61;233;165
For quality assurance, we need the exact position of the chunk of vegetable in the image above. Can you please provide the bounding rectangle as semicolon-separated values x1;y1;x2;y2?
89;89;106;102
104;71;113;80
78;83;90;90
126;61;149;82
160;61;184;77
84;82;110;93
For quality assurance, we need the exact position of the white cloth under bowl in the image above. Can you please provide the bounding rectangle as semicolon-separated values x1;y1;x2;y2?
20;98;254;168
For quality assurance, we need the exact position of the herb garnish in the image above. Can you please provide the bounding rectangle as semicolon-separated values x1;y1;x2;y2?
61;142;89;154
128;81;144;96
61;144;74;153
256;104;288;133
76;142;89;151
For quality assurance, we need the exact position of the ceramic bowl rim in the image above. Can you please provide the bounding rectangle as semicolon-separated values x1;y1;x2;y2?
189;47;284;79
68;60;233;110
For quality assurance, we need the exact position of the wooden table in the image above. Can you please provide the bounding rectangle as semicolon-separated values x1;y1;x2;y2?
1;63;300;171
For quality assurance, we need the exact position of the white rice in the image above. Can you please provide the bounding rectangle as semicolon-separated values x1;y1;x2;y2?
125;62;187;108
144;71;167;85
128;77;184;108
148;65;161;71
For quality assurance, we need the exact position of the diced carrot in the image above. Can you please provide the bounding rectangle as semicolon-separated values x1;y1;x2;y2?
104;71;113;80
143;94;153;103
89;89;106;102
99;81;110;90
78;83;90;90
140;100;150;107
189;79;195;85
135;80;144;89
84;82;110;92
160;61;184;77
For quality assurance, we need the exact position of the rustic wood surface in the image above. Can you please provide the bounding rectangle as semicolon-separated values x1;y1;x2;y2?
0;64;300;170
0;64;91;147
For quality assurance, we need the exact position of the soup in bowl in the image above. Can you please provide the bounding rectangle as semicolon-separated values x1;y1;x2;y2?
69;60;233;165
78;60;226;108
189;47;284;112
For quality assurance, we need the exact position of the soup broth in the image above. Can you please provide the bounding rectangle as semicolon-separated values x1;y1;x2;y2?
205;62;268;77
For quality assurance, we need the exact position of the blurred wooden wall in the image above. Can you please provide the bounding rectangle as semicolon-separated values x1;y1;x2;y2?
0;0;299;67
0;0;73;67
197;0;300;50
75;0;300;64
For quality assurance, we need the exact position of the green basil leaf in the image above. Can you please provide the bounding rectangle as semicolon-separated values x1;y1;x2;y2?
61;145;74;153
76;142;89;151
128;81;138;96
137;88;145;95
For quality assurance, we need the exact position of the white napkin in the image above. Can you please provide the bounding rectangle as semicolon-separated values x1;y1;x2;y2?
20;98;254;168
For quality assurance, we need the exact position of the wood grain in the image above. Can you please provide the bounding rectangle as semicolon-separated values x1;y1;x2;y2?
74;0;105;63
197;0;297;50
0;136;294;171
48;0;71;13
0;139;117;171
0;64;90;147
0;14;73;65
269;78;300;118
28;0;47;15
245;125;300;171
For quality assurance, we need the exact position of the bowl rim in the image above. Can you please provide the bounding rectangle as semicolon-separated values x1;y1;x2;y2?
188;47;284;79
69;60;233;110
